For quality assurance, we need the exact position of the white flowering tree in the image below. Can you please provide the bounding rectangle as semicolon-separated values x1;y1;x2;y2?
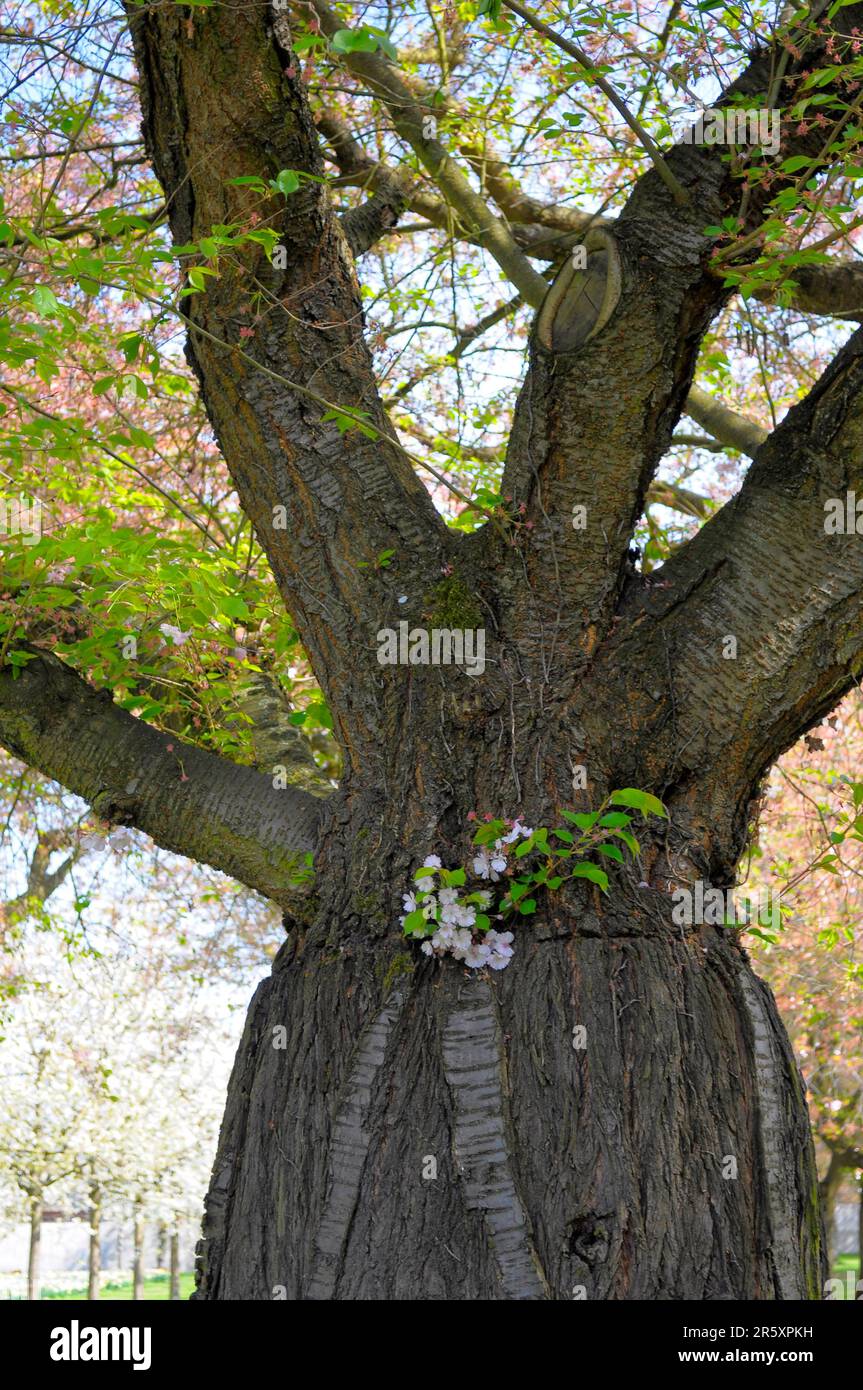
0;936;230;1298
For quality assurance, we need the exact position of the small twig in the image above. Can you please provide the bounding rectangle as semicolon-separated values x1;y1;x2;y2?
499;0;689;206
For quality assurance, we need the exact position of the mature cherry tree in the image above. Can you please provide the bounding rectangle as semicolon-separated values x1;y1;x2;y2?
4;0;863;1299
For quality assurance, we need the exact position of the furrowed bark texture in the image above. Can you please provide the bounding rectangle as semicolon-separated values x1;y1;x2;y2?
195;872;822;1300
125;0;450;765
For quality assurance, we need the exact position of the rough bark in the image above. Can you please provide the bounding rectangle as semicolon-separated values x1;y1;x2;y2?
194;861;823;1300
125;0;450;763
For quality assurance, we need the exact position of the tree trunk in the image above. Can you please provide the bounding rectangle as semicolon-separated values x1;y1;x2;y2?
170;1228;181;1300
819;1151;847;1270
858;1178;862;1274
27;1194;42;1301
87;1181;101;1300
132;1201;145;1301
194;763;826;1302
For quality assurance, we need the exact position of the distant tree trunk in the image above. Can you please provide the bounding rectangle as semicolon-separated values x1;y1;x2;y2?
858;1179;862;1273
156;1220;167;1270
170;1227;181;1300
87;1181;101;1300
27;1193;42;1301
132;1200;145;1301
819;1151;845;1269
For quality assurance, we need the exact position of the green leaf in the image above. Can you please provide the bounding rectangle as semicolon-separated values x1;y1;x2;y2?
332;28;379;54
5;649;37;670
609;788;668;819
402;909;426;935
225;175;268;188
610;828;640;856
273;169;301;196
32;286;61;317
517;898;536;915
292;32;324;54
595;843;624;864
561;809;599;830
320;408;377;440
779;155;812;174
570;862;609;892
473;820;506;846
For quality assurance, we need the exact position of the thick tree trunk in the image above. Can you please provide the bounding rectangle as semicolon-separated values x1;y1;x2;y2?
194;778;825;1301
27;1194;42;1301
170;1228;181;1300
132;1201;145;1301
87;1182;101;1300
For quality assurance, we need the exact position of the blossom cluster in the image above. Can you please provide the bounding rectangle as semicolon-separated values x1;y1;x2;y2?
472;817;533;880
400;818;533;971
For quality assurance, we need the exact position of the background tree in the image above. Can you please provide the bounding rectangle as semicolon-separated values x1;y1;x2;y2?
3;0;863;1299
745;701;863;1263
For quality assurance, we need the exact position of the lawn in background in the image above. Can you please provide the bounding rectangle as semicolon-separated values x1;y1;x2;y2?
41;1273;195;1300
830;1253;861;1300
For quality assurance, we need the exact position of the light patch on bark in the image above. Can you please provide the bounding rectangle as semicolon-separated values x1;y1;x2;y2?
736;965;805;1298
535;226;622;354
442;979;550;1300
308;991;405;1299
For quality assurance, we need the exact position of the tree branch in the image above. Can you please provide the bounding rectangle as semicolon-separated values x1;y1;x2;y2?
307;0;548;306
125;1;451;761
500;0;688;206
491;5;863;678
592;325;863;870
685;385;769;459
0;651;323;909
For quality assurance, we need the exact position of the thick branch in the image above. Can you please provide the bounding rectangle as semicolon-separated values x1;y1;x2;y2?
592;325;863;867
0;651;323;909
685;385;769;459
125;2;450;759
493;6;863;677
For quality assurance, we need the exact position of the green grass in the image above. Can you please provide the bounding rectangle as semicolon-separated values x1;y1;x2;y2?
41;1273;195;1301
829;1253;861;1300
